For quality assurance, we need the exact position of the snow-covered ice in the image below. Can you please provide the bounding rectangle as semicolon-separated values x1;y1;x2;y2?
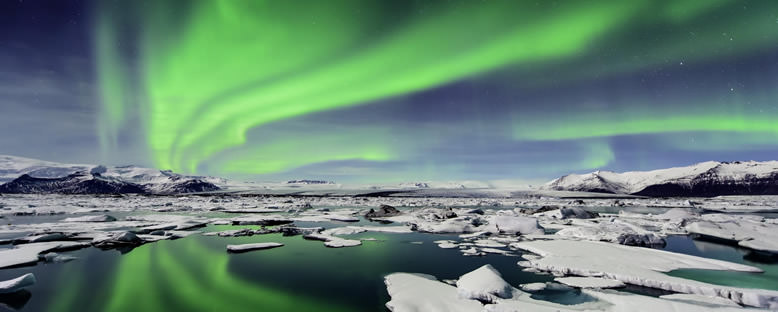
513;239;778;308
456;264;513;303
686;217;778;254
0;273;35;294
226;242;284;252
0;241;88;268
554;277;625;289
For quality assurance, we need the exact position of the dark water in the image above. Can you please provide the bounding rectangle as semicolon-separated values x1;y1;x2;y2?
662;235;778;291
0;222;558;312
1;218;776;311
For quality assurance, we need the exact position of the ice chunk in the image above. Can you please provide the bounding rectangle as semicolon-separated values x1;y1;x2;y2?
226;242;283;253
554;277;625;289
519;282;546;292
303;233;362;248
0;273;35;294
456;264;513;303
513;239;778;308
687;219;778;254
364;204;401;218
0;242;87;268
62;215;116;222
491;216;544;235
385;273;483;312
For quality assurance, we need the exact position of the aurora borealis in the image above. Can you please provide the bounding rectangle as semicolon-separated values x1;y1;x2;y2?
1;0;777;182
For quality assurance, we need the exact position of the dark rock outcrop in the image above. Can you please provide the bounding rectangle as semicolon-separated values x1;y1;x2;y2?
0;173;146;195
365;204;401;218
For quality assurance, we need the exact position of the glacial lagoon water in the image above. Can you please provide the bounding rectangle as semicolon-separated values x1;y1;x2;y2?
1;216;776;311
0;220;556;312
663;235;778;291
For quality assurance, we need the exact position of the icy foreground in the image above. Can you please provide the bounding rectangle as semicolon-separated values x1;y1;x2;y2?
385;265;750;312
514;240;778;308
0;192;777;310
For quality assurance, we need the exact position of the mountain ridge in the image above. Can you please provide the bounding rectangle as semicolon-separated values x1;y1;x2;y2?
545;161;778;197
0;155;221;195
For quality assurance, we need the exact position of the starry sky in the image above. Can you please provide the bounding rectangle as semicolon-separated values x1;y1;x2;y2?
1;0;777;183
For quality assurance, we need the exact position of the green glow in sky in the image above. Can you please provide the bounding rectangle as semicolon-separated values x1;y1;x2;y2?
214;128;395;174
100;1;643;173
514;113;778;141
95;0;778;178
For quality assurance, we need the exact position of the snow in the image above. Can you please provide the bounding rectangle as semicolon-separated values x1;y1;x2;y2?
434;240;458;249
582;289;748;312
226;242;283;252
456;264;513;303
1;171;778;312
385;273;484;312
304;233;362;248
474;239;507;248
412;217;481;234
0;273;36;294
0;155;91;183
0;241;88;268
62;215;116;222
513;239;778;308
491;216;544;235
659;294;741;307
322;225;412;236
535;207;598;219
655;208;700;220
13;232;68;243
519;283;546;292
554;277;625;289
386;266;748;312
554;219;666;246
545;160;778;194
686;218;778;254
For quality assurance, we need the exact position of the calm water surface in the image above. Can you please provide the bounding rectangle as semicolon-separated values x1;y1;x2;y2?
1;215;776;311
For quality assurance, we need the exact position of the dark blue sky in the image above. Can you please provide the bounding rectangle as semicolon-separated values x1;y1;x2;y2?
1;0;777;183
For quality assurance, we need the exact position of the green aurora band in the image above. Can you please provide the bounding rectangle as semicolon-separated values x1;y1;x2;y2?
96;0;778;176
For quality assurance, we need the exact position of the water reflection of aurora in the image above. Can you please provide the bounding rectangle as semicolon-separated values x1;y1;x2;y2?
48;232;360;312
42;228;551;311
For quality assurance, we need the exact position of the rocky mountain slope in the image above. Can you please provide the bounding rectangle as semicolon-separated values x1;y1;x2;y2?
0;155;221;195
545;161;778;197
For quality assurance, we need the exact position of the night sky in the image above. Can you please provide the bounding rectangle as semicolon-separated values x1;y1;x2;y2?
1;0;777;183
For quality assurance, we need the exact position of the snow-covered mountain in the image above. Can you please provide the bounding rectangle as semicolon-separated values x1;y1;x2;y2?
545;161;778;197
0;155;222;195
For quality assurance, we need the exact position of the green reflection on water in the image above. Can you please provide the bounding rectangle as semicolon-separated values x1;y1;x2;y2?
48;233;357;312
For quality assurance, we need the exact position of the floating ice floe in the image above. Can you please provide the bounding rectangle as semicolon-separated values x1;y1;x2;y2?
229;215;294;226
554;219;666;247
61;215;116;222
518;282;546;292
534;207;599;220
554;277;625;289
0;273;35;294
686;217;778;254
658;293;742;307
385;265;750;312
456;264;513;303
0;241;88;268
221;208;284;214
513;239;778;308
226;242;283;253
303;233;362;248
385;273;484;312
490;216;544;235
434;240;458;249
